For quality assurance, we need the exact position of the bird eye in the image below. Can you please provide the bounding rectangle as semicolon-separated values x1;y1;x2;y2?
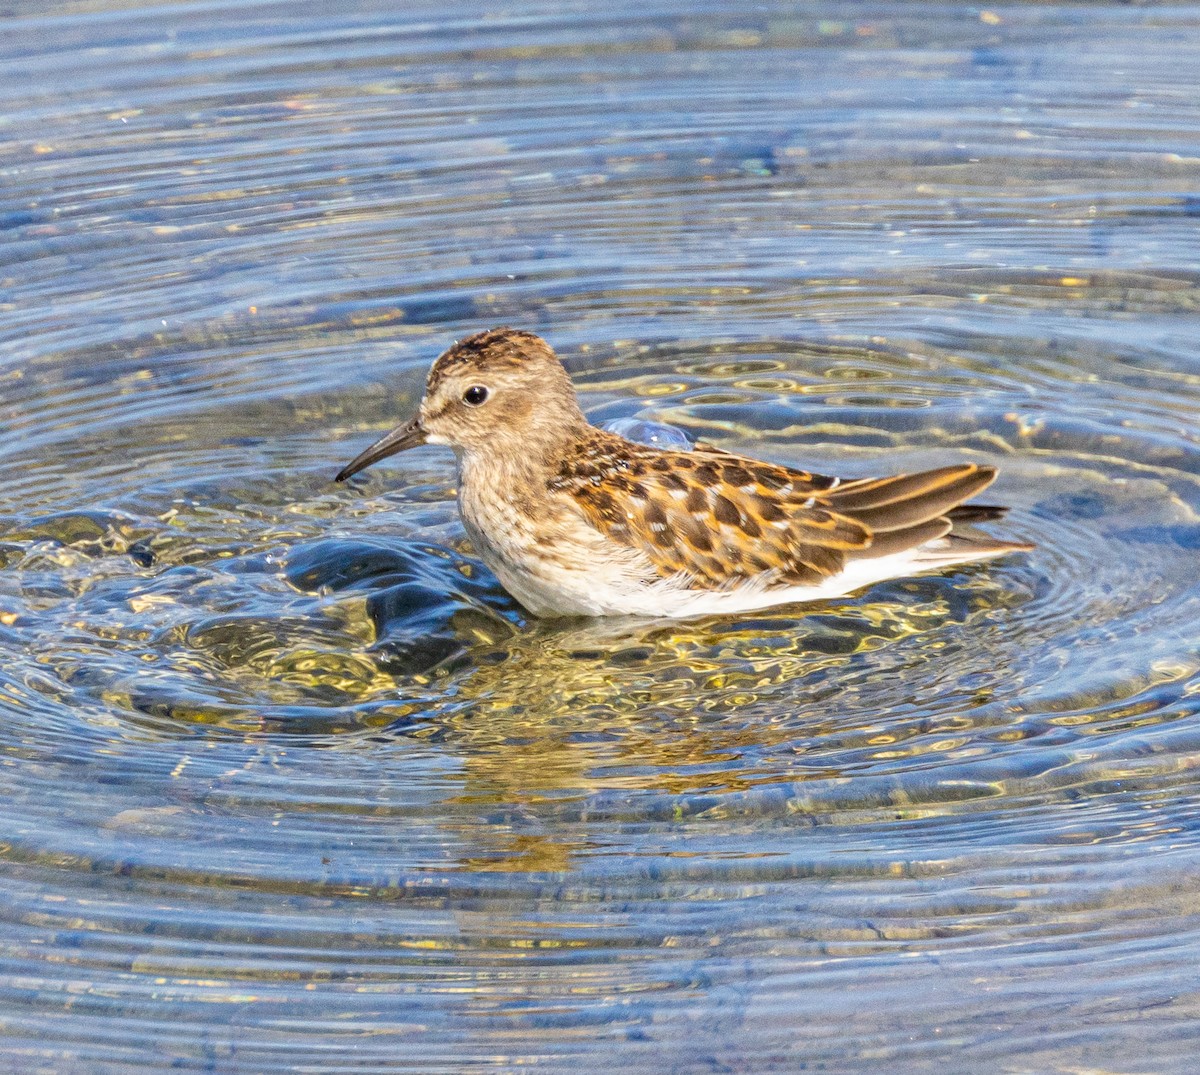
462;385;489;406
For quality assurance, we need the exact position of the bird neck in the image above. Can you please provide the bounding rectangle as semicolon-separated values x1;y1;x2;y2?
458;414;590;497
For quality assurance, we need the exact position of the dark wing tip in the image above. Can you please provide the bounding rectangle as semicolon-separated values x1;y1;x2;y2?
946;503;1007;523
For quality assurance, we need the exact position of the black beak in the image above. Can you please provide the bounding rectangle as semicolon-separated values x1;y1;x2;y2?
335;415;427;482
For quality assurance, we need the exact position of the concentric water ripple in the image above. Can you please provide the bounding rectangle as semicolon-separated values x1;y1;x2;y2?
3;1;1200;1071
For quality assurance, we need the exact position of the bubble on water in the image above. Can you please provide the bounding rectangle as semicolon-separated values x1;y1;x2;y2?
602;417;694;450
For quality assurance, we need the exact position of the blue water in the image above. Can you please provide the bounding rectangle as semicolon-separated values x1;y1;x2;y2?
2;2;1200;1070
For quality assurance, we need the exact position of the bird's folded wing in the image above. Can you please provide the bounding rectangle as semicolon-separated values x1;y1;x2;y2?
556;437;999;590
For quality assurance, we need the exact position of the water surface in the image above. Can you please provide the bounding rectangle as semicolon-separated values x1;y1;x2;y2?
2;1;1200;1070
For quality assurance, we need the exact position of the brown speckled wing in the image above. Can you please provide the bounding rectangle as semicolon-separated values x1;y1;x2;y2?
552;431;999;590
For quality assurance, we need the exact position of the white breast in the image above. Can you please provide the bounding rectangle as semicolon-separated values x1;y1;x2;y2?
456;457;657;617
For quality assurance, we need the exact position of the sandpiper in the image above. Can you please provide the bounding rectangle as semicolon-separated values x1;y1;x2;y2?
336;328;1031;618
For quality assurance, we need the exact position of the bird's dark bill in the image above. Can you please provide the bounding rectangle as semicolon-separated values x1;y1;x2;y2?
335;416;426;482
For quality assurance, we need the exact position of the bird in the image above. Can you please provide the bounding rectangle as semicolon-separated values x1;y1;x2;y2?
335;327;1031;619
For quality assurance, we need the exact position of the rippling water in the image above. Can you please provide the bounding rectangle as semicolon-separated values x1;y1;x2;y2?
3;1;1200;1070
